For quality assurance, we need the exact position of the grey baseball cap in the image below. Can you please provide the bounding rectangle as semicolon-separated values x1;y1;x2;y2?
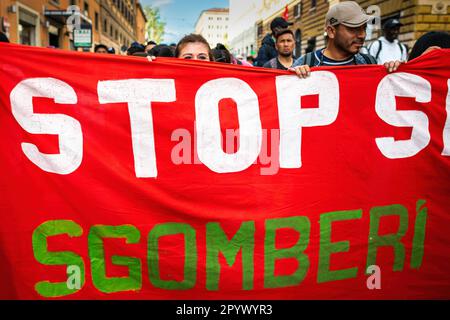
325;1;371;27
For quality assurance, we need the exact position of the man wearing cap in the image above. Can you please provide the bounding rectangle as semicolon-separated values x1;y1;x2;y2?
255;16;293;67
291;1;401;78
368;18;408;64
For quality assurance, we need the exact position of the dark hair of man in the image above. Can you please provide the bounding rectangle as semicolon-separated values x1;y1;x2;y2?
212;43;231;63
212;49;231;63
215;43;227;51
147;40;157;46
275;29;295;41
94;44;108;52
148;44;174;57
127;43;145;55
0;31;9;43
175;34;214;61
408;31;450;61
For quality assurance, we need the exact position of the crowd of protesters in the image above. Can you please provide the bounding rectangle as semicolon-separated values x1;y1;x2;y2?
1;0;449;77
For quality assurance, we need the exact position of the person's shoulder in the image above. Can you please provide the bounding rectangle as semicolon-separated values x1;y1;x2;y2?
368;39;381;51
261;33;274;45
355;52;377;64
369;39;381;47
293;50;321;67
262;59;273;68
313;49;322;59
293;55;306;67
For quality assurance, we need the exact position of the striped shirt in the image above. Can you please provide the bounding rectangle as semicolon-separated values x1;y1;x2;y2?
293;48;374;67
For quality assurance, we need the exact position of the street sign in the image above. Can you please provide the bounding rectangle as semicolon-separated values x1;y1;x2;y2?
74;27;92;48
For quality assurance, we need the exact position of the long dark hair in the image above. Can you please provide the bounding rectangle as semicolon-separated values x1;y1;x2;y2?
175;34;214;61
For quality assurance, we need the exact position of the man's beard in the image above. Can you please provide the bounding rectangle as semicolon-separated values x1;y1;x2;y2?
279;51;293;58
335;37;362;56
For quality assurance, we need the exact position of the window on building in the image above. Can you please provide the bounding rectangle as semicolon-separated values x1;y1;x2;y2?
103;19;107;33
48;25;60;48
83;2;89;17
110;25;113;37
18;8;38;46
311;0;317;8
295;29;302;58
257;23;263;38
294;2;302;18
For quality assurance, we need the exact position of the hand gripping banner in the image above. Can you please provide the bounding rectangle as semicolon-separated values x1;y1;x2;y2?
0;43;449;299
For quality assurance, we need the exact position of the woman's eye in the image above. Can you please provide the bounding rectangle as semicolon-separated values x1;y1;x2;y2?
183;56;192;59
198;55;208;60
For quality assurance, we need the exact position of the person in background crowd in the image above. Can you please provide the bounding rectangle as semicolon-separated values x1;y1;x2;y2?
127;42;145;56
107;47;116;54
304;37;316;54
169;43;177;54
368;18;408;64
255;16;293;67
212;44;232;63
291;1;402;78
148;44;174;57
175;34;214;61
213;43;249;65
235;54;254;67
0;31;9;43
408;31;450;61
145;41;157;53
246;55;256;65
94;44;108;54
149;34;213;62
263;29;296;70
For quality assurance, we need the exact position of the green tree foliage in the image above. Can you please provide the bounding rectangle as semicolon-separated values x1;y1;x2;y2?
144;6;166;44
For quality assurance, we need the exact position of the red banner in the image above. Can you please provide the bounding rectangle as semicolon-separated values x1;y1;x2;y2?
0;43;449;299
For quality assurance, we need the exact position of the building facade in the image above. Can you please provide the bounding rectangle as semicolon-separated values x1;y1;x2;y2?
229;0;260;57
194;8;229;48
98;0;145;53
0;0;147;52
229;0;294;58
